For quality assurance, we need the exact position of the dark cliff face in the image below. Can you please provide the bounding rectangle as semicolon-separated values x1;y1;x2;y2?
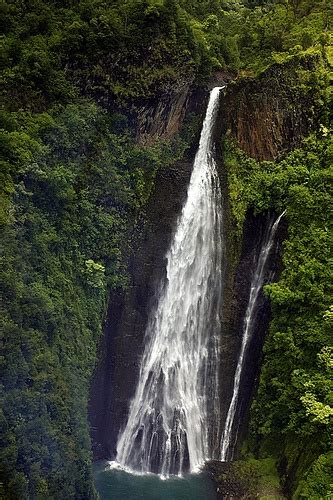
212;99;285;460
89;58;314;464
213;57;322;459
214;59;316;457
220;56;320;161
134;88;192;144
215;95;287;455
221;211;286;458
88;87;208;460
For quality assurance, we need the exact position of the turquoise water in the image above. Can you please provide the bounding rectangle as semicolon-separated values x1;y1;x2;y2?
93;461;217;500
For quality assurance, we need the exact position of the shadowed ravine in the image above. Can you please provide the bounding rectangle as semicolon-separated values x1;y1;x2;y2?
220;211;285;461
115;87;224;475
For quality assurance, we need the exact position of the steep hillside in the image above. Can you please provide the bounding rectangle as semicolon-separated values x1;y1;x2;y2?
1;0;331;498
217;52;332;498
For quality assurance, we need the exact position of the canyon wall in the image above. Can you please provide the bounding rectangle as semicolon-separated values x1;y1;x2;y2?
89;86;209;459
221;54;320;161
216;53;322;459
89;54;322;465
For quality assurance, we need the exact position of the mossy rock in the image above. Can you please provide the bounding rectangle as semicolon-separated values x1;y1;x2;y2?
207;458;284;499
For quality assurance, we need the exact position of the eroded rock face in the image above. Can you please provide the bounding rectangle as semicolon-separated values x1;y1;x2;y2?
219;211;286;459
89;58;315;463
134;89;191;144
134;71;235;145
88;87;208;460
220;56;320;161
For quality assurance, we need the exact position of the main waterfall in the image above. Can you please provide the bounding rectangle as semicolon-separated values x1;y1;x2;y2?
116;87;224;475
220;211;285;461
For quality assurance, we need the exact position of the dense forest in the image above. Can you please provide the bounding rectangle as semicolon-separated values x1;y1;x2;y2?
1;0;332;498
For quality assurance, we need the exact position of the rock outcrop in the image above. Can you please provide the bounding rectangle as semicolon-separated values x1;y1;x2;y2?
220;55;321;161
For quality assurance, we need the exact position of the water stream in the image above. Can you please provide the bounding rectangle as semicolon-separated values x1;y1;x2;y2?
116;87;224;475
220;211;285;461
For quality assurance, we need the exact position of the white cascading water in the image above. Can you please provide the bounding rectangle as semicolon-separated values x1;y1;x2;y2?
220;211;285;461
116;87;224;475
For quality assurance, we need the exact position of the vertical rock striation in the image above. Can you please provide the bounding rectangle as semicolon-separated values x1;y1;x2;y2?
88;86;209;461
220;56;321;161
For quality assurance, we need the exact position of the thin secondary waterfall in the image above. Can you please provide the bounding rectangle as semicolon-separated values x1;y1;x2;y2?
116;87;224;475
220;211;285;461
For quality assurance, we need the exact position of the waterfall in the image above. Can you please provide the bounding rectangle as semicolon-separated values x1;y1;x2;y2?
116;87;224;475
220;211;285;461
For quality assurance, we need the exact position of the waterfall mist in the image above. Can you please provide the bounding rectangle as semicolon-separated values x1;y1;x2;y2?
115;87;224;475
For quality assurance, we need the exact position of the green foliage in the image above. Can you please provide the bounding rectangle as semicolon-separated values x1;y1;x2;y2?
294;451;333;499
216;458;282;498
225;132;332;496
84;260;106;289
0;99;184;498
3;0;331;111
180;0;332;74
2;0;332;497
1;0;214;109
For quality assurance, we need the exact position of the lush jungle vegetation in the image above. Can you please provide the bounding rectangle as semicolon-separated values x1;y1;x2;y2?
224;129;332;497
222;36;332;497
1;0;331;498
